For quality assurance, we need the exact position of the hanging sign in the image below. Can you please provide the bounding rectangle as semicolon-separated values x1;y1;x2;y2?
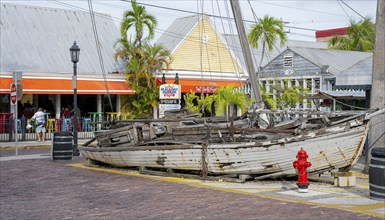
159;84;181;99
160;99;181;105
159;104;181;115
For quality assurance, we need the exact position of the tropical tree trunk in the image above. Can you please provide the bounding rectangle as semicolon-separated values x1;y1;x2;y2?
259;43;266;70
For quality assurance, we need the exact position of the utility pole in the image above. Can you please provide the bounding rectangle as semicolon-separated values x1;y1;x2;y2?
230;0;264;109
365;0;385;172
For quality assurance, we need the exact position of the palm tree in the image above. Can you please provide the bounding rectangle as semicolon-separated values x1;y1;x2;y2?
114;38;136;72
143;44;172;77
183;91;203;116
184;86;251;119
120;0;157;46
116;43;172;118
116;1;172;118
211;85;252;119
260;80;308;110
328;17;375;52
248;15;287;67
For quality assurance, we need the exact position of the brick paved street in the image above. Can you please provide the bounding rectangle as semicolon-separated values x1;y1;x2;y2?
0;148;382;220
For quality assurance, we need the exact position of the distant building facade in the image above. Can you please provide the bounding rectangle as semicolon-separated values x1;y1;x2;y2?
315;27;348;42
0;3;130;118
259;47;372;110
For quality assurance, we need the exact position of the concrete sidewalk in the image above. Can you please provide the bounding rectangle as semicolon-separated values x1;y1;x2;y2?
0;139;93;160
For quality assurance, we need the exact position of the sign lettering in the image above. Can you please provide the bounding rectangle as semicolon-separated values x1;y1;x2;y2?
159;84;181;99
194;86;217;94
160;99;180;104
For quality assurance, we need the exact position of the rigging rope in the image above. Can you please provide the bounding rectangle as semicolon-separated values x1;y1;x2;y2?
246;0;367;111
339;0;365;19
87;0;114;112
215;0;243;83
211;0;224;80
197;0;206;116
223;0;245;87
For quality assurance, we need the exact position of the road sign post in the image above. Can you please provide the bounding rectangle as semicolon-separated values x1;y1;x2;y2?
10;83;18;156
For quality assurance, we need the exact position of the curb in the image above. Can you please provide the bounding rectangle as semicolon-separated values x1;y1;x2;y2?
0;141;92;150
0;145;51;150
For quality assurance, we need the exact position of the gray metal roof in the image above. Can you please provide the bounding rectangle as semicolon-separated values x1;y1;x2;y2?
155;15;199;53
289;47;372;74
0;3;123;75
156;15;329;72
156;15;374;92
335;56;373;90
223;34;329;70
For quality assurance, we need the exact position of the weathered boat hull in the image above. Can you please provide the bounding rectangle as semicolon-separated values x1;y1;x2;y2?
80;121;368;178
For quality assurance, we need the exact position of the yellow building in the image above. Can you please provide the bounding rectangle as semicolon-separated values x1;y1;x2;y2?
156;15;248;94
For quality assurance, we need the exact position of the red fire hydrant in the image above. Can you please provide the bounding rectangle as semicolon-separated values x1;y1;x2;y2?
293;148;312;193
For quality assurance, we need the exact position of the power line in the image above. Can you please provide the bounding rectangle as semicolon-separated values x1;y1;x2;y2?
337;0;352;20
87;0;114;112
46;0;309;57
47;0;353;40
47;0;271;59
339;0;366;19
252;0;350;17
121;0;323;32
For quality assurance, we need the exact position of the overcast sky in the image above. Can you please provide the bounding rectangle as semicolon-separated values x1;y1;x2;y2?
2;0;378;42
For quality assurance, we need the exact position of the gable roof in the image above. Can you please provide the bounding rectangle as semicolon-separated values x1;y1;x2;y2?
0;3;122;75
156;15;246;78
223;34;328;70
156;15;329;77
288;47;372;74
155;15;200;54
335;56;373;90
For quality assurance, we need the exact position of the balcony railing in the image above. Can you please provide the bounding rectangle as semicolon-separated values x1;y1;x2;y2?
0;115;117;142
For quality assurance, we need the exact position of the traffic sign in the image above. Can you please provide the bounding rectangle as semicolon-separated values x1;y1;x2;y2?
13;72;23;100
10;83;17;106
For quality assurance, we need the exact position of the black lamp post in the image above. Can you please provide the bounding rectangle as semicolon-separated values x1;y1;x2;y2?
70;41;80;156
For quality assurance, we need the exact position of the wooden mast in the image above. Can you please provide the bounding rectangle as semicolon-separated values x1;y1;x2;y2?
229;0;264;109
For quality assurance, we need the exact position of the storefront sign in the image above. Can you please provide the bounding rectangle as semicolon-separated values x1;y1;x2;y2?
159;104;181;115
194;86;217;94
159;84;181;99
160;99;181;104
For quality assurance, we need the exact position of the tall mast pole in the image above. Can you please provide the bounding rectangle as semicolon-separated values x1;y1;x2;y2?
230;0;263;108
365;0;385;172
370;0;385;148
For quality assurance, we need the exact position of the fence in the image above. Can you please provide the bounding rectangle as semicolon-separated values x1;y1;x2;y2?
0;116;113;142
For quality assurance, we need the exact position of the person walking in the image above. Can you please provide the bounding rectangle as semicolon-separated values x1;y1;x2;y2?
29;107;46;142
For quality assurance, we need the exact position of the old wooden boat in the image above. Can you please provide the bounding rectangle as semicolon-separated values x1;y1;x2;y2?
79;110;382;180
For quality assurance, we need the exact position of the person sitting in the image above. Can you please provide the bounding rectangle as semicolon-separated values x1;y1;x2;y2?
29;107;46;142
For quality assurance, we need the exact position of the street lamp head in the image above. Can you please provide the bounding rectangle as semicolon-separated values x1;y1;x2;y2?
70;41;80;63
